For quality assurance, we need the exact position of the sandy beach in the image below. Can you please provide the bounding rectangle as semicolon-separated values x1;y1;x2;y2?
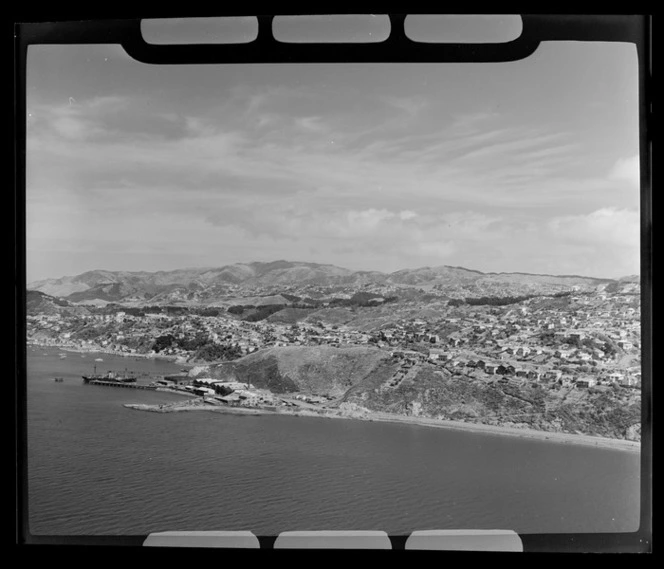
346;410;641;452
124;399;641;453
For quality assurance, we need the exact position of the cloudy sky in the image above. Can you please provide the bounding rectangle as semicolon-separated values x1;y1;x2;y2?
25;21;640;282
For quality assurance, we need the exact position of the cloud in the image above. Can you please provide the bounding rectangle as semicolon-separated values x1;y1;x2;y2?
31;96;128;141
27;85;612;225
293;116;329;133
345;208;396;232
448;111;501;135
51;115;92;140
609;155;640;188
548;207;639;248
185;116;216;137
383;95;428;117
438;211;500;234
399;210;418;221
451;132;570;163
25;55;640;280
28;95;147;142
416;240;457;258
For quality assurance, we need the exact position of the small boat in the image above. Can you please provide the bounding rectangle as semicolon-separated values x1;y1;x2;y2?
53;377;64;383
59;355;67;359
95;358;104;362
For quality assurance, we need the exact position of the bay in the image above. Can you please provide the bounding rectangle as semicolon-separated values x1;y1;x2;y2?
24;346;641;536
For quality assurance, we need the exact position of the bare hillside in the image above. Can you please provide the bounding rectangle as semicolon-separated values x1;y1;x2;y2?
191;345;392;397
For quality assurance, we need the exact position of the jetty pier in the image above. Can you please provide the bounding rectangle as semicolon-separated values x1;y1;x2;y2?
87;380;156;390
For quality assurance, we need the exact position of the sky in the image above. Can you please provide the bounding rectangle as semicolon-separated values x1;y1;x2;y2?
25;18;641;282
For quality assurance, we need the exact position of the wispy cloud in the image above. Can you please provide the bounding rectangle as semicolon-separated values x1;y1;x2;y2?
26;95;632;231
382;95;429;117
293;115;330;133
449;132;571;163
26;43;641;279
28;96;127;141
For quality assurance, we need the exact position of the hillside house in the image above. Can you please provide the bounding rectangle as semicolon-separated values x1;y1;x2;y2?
576;377;596;388
448;335;462;347
428;349;447;361
496;364;516;376
484;363;498;375
409;350;427;361
620;376;638;387
543;370;563;382
527;370;541;381
592;349;606;360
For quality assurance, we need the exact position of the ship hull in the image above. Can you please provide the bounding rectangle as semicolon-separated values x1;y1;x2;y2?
82;374;137;384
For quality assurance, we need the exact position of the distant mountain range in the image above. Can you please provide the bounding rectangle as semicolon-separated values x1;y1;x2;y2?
27;260;637;306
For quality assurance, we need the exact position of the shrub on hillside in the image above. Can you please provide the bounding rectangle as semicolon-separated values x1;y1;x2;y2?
152;334;176;352
243;305;286;322
194;343;242;362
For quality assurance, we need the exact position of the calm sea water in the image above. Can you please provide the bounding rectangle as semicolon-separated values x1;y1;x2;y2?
24;346;641;536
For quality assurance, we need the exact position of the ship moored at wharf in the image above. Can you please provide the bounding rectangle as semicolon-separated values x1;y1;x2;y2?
86;379;156;390
82;364;137;384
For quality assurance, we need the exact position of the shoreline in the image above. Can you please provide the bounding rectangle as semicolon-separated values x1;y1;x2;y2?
29;341;192;365
32;341;640;452
346;410;641;452
124;400;640;453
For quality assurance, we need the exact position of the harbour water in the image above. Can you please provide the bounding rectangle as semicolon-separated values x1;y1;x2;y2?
24;346;641;536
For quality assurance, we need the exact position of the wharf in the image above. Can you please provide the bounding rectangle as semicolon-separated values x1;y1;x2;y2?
88;380;156;390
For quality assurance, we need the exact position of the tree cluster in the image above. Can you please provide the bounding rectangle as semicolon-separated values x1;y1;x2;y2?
228;304;287;321
464;294;536;306
193;343;242;362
